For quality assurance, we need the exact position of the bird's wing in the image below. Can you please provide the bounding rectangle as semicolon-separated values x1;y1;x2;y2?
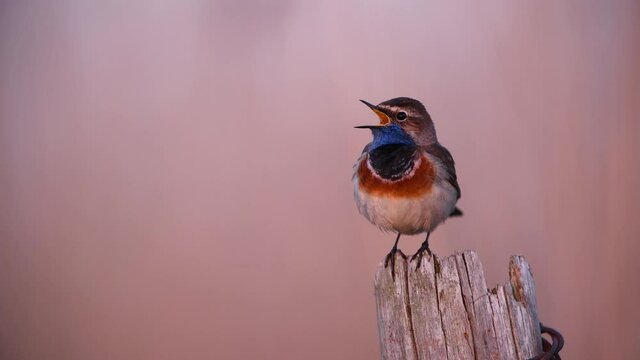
425;142;461;199
352;143;371;180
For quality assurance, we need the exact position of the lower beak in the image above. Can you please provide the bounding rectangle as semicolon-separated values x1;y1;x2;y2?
356;99;391;128
354;125;385;129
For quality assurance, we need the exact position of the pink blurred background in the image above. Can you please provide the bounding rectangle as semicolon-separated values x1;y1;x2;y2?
1;1;639;359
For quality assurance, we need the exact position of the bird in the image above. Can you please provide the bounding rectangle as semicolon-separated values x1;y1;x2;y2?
352;97;462;276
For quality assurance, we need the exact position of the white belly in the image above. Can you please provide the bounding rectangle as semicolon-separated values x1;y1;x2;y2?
354;180;458;235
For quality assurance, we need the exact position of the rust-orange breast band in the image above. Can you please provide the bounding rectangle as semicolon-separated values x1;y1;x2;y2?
357;154;434;199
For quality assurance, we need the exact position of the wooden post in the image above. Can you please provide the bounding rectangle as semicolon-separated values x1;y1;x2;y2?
374;251;544;360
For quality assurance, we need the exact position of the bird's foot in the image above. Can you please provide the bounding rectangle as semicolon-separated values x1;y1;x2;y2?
410;245;432;269
384;247;406;281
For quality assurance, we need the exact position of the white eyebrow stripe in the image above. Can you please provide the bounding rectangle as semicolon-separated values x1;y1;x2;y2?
380;105;416;117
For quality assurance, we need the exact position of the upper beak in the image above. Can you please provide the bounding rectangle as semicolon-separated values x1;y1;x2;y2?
355;99;391;128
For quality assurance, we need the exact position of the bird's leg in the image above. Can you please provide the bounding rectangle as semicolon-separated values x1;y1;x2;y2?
411;232;432;268
384;233;404;280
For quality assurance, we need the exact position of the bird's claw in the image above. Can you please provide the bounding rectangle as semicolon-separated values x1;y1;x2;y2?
410;247;432;269
384;248;406;281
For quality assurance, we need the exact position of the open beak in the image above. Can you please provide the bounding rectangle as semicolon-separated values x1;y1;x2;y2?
355;100;391;128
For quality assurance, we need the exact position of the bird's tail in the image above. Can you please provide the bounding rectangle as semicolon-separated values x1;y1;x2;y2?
450;207;463;217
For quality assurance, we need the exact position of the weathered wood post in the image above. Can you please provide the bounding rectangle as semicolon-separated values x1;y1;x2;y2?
374;250;555;360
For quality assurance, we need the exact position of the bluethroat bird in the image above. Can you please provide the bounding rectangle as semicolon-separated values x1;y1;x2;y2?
352;97;462;276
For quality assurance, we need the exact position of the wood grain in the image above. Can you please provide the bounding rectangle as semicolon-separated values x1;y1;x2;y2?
374;251;418;360
435;255;475;359
374;251;543;360
407;255;447;359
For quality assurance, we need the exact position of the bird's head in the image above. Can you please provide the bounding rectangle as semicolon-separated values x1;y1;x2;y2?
356;97;437;146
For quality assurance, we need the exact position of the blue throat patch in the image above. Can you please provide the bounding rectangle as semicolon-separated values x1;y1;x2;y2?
369;123;415;150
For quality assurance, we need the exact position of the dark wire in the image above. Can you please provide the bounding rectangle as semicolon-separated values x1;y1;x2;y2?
528;323;564;360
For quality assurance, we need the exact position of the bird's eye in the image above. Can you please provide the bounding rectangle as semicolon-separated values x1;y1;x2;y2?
396;112;408;121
